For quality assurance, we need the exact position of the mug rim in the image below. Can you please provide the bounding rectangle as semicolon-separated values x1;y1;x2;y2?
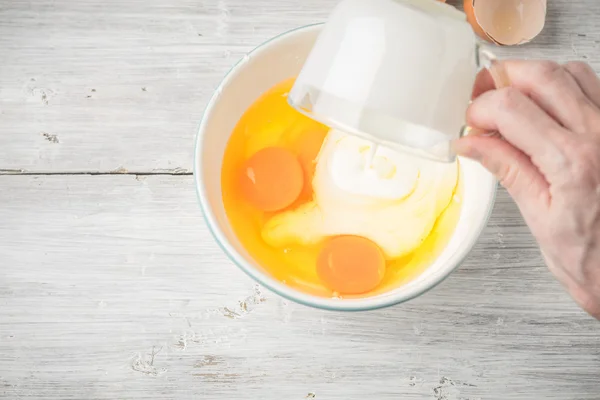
194;23;498;312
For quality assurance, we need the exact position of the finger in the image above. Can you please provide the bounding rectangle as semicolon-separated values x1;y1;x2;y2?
564;61;600;109
472;68;495;99
453;135;549;212
471;62;511;100
496;60;596;133
467;87;568;177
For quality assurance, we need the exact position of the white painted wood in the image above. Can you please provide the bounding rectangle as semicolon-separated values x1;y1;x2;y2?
1;0;600;173
2;0;600;398
0;176;598;400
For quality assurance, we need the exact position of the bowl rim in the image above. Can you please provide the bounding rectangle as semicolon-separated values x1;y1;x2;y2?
193;23;498;312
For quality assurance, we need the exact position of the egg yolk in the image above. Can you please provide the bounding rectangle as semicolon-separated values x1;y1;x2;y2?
292;129;328;202
316;236;386;295
239;146;304;212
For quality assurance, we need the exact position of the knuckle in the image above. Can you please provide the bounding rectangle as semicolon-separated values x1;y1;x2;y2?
534;60;562;82
495;87;523;111
482;154;520;191
564;141;600;184
545;135;571;170
564;61;594;77
563;104;592;135
552;131;574;155
577;103;600;133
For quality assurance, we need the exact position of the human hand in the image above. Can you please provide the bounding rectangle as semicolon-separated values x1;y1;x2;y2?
453;60;600;320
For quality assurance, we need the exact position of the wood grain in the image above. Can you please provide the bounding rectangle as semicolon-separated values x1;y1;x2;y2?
1;0;600;173
0;176;598;400
2;0;600;398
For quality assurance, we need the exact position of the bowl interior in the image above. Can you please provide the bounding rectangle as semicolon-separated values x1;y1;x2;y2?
195;24;497;311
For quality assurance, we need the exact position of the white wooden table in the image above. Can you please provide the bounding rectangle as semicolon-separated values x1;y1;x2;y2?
1;1;599;399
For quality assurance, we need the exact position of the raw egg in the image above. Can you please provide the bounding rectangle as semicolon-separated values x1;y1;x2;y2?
317;236;386;295
239;146;304;212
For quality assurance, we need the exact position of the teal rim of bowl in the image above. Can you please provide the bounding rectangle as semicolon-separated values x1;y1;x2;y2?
193;23;498;312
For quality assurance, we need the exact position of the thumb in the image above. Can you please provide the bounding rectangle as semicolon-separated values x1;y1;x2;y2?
453;135;550;209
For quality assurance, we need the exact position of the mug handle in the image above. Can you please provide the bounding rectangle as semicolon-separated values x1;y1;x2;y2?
460;43;511;139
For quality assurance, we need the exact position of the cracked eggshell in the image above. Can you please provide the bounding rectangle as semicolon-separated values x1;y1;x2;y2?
464;0;547;46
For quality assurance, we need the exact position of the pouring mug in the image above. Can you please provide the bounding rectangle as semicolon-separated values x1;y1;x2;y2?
288;0;505;162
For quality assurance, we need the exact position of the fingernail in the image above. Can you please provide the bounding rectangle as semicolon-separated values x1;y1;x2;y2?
467;127;498;137
481;131;500;138
489;61;511;89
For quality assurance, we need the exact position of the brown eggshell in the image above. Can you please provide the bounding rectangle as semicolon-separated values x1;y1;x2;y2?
472;0;547;46
463;0;492;42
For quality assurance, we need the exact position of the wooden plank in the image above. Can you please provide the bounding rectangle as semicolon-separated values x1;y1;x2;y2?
1;0;600;173
0;175;598;400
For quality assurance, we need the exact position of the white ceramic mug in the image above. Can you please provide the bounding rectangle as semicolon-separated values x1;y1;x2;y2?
195;24;497;311
289;0;496;162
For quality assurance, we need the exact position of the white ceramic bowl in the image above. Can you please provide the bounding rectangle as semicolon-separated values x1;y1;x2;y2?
194;24;497;311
